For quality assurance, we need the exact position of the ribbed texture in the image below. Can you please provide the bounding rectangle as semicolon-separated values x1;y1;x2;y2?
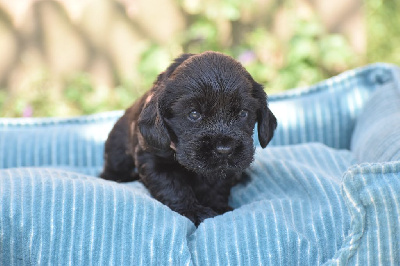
1;63;400;265
0;111;122;173
0;168;194;265
325;162;400;265
351;68;400;162
265;63;394;149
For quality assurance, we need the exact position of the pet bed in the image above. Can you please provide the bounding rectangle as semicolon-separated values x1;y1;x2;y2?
1;63;399;265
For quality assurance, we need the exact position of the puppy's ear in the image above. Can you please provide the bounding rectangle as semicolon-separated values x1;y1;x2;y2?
153;53;194;85
138;93;171;150
252;82;277;148
138;53;194;150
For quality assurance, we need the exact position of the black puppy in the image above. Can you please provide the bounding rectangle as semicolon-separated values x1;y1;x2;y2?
100;51;277;226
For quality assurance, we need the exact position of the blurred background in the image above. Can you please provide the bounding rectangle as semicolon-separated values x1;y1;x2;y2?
0;0;397;117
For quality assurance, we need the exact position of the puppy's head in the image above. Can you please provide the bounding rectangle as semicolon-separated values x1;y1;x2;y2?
138;51;277;177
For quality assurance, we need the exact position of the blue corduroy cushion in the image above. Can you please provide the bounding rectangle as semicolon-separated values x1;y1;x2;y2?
351;67;400;162
1;63;400;265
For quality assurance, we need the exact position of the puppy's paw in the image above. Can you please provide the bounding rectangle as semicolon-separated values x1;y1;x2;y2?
180;206;218;226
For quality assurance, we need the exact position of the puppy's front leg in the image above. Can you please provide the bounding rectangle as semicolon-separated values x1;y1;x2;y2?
137;152;217;226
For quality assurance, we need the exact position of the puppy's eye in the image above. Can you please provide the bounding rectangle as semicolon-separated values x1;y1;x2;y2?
239;110;248;118
188;110;202;121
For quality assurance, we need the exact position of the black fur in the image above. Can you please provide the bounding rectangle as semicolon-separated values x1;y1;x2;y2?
100;51;277;226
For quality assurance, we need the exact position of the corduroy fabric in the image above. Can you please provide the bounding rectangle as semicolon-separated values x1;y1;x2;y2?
265;63;394;149
0;111;122;174
0;168;194;265
1;63;400;265
325;162;400;265
351;67;400;162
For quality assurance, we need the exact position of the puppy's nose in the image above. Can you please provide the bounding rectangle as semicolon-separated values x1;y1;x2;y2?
216;144;233;155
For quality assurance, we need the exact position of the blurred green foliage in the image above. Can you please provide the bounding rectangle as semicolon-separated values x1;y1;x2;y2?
0;0;397;117
366;0;400;63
